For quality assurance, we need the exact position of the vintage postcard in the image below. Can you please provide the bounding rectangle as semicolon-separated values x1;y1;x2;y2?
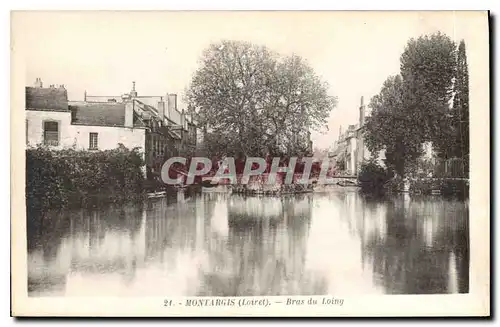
11;10;490;317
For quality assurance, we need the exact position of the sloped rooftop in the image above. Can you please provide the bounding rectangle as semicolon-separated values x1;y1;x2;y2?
70;102;145;128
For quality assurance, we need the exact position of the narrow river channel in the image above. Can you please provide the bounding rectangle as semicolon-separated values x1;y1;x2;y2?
28;188;469;296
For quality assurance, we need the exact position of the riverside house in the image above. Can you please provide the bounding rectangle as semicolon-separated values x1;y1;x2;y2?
84;82;197;174
25;79;197;176
330;97;382;176
329;96;458;178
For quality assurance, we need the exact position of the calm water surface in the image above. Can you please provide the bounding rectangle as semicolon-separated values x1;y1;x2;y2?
28;188;469;296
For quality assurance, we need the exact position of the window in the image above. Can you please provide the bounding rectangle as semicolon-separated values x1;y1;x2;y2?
89;132;98;150
43;121;59;146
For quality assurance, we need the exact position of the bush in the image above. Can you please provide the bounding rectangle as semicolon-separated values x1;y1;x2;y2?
26;145;146;214
408;178;469;197
409;179;435;194
358;161;392;194
439;179;469;197
384;175;404;193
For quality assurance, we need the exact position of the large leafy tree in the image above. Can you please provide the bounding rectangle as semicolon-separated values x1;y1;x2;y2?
400;32;457;144
431;40;469;175
186;40;336;158
364;75;423;177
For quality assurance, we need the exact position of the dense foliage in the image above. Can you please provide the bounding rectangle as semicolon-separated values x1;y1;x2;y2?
409;179;469;197
400;32;457;144
364;33;469;178
357;163;469;197
364;75;423;177
26;145;145;214
186;40;337;158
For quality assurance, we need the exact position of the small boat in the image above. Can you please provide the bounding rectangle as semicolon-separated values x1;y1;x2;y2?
146;191;167;198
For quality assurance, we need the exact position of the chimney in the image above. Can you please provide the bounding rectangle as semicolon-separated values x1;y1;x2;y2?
84;90;87;102
158;100;166;120
125;101;134;128
359;96;365;127
34;78;43;88
168;93;177;112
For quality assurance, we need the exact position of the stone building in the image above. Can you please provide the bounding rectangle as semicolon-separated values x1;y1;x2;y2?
25;79;197;176
84;82;197;173
330;97;378;176
25;79;147;152
330;96;438;177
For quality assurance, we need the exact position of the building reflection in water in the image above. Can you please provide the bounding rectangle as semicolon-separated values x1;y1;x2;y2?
27;189;469;297
28;203;145;296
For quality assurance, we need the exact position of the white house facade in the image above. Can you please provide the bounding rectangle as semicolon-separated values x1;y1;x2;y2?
25;79;147;152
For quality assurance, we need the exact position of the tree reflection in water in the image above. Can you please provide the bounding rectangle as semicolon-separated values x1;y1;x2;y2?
358;194;469;294
199;194;328;296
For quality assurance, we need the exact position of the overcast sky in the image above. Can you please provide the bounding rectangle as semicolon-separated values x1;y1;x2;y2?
14;11;485;149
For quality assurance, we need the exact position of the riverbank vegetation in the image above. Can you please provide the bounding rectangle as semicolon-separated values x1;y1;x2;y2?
361;33;469;196
358;161;393;194
358;161;469;198
26;145;146;215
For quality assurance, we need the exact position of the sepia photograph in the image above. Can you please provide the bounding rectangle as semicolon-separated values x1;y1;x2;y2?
10;10;489;317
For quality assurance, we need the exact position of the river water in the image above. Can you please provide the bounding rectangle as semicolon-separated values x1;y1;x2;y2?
28;188;469;296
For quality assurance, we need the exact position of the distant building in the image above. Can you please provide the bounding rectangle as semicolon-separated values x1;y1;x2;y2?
330;96;441;177
84;82;197;173
329;97;384;176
